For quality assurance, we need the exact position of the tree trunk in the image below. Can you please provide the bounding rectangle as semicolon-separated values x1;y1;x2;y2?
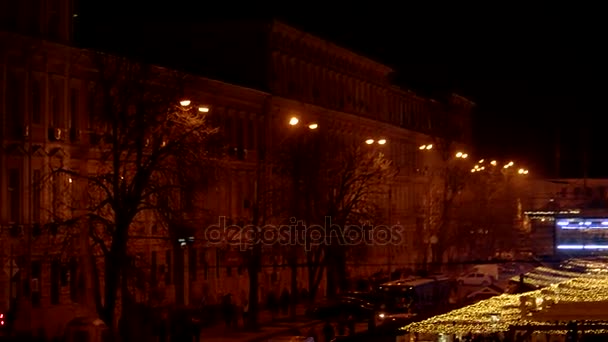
174;247;185;306
91;254;104;317
335;248;348;293
102;253;120;330
246;242;261;331
325;252;337;298
306;248;324;302
289;253;298;321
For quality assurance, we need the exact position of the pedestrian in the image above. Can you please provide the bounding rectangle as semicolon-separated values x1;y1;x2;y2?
337;315;346;336
306;325;319;342
267;291;278;321
280;288;290;316
242;299;249;328
347;315;356;336
322;321;335;342
222;294;233;329
158;309;168;342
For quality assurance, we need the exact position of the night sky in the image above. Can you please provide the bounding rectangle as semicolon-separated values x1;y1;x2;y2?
83;2;607;178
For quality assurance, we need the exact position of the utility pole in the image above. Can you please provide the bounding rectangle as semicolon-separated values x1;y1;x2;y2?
581;118;589;190
387;188;393;276
554;124;560;179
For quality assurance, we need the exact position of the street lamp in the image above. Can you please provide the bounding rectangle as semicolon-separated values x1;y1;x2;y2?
179;100;211;115
365;138;387;146
419;144;433;150
287;116;318;130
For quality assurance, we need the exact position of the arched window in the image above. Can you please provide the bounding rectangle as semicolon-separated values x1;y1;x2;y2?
31;79;42;124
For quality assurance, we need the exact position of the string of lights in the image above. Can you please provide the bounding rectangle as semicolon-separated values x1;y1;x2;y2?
402;261;608;337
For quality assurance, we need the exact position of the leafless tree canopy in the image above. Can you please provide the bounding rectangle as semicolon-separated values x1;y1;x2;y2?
274;131;398;297
47;52;220;327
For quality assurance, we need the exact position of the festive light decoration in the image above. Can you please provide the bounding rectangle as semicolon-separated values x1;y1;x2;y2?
401;259;608;337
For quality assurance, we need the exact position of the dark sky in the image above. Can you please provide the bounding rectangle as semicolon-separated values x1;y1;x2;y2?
85;2;607;178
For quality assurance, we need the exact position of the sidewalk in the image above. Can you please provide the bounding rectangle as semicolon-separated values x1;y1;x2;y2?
201;305;321;342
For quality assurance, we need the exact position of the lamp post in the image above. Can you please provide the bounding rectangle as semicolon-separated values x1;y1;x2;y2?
418;144;471;270
364;138;392;275
177;100;211;306
284;115;318;318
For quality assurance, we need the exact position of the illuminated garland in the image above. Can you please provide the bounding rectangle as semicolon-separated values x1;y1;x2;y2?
402;263;608;336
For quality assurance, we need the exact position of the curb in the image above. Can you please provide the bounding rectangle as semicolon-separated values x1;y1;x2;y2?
245;320;323;342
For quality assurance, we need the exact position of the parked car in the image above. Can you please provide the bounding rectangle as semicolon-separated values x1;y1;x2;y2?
457;272;494;286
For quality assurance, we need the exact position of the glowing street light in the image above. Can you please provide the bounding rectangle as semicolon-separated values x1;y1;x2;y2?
365;139;375;145
456;152;463;158
419;145;427;150
478;159;484;163
490;160;497;166
308;123;318;130
462;153;468;159
425;144;432;150
289;117;299;126
378;139;387;145
198;106;210;113
180;100;191;107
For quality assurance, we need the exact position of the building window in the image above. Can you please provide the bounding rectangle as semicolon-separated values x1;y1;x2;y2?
50;259;61;305
181;188;195;213
70;88;80;136
165;250;172;285
69;257;79;303
7;73;23;136
32;79;42;124
50;80;64;127
189;248;197;281
150;251;157;283
224;116;233;145
32;171;42;233
31;261;42;307
247;119;255;150
52;174;61;217
8;169;21;223
87;83;96;129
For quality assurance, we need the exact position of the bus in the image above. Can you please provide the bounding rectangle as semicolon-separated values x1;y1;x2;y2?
376;276;453;314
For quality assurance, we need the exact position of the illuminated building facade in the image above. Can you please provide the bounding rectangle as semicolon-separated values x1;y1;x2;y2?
524;178;608;257
0;2;474;336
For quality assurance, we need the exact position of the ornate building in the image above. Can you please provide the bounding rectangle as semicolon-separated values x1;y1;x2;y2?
1;2;474;337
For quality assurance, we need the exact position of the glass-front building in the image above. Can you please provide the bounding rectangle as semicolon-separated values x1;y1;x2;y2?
555;216;608;253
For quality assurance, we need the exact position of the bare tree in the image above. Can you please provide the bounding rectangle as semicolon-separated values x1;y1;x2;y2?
418;137;469;271
47;52;219;332
300;136;398;299
455;165;525;261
